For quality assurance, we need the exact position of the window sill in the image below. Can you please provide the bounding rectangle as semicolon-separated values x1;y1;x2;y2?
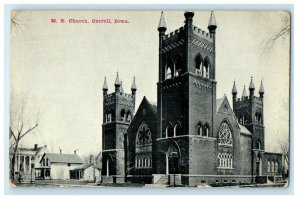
217;167;234;170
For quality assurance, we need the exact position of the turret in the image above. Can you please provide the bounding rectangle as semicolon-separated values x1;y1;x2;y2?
259;80;264;98
249;77;255;96
131;77;137;96
208;11;217;34
232;81;237;101
103;77;108;95
114;72;121;92
158;11;167;82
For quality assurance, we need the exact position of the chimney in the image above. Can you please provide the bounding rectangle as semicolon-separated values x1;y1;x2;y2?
74;150;76;154
34;144;38;149
59;148;62;154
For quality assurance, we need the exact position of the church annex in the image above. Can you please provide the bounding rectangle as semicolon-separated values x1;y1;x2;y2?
101;11;283;186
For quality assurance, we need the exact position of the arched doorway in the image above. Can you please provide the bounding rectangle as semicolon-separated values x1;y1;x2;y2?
166;145;180;175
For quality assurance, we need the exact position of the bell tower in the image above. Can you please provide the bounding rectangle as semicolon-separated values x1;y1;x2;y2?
157;11;217;139
155;11;218;176
101;73;136;182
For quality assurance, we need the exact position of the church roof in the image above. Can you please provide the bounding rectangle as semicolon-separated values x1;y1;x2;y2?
146;99;157;114
238;124;252;136
216;97;224;111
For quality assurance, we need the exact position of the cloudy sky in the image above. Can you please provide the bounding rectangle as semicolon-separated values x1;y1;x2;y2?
10;11;290;156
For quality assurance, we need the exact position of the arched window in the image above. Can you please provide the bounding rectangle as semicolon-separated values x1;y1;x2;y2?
136;123;152;147
195;54;203;75
166;67;172;79
105;109;112;123
218;122;233;146
174;55;183;77
267;161;270;172
165;59;174;80
275;161;278;173
203;123;209;137
126;111;132;123
203;57;210;78
120;109;126;121
196;122;203;136
166;123;173;138
174;122;182;137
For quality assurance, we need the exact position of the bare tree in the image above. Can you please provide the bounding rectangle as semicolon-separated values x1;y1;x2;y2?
278;137;289;179
9;92;41;182
263;13;290;52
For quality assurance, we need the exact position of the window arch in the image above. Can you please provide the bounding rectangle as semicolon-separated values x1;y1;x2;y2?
195;54;203;76
267;161;271;172
136;123;152;147
174;55;183;77
218;122;233;146
105;109;112;123
255;112;262;124
120;109;126;121
165;59;174;80
203;57;210;78
166;123;173;138
174;122;183;137
203;123;209;137
196;122;203;136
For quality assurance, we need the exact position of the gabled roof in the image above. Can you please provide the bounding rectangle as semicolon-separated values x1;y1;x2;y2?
238;124;252;136
216;95;234;115
41;153;83;164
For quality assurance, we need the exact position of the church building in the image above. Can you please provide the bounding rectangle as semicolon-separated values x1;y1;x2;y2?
101;11;283;186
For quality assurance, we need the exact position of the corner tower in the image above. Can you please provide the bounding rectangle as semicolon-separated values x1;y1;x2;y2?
101;73;136;182
232;78;265;178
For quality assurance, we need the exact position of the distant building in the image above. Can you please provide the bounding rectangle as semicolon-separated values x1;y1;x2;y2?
9;144;48;182
36;152;83;180
101;12;283;186
72;164;101;181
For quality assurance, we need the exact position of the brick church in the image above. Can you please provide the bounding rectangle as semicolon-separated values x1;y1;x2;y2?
101;11;283;186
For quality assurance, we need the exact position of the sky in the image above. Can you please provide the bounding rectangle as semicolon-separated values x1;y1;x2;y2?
10;11;290;156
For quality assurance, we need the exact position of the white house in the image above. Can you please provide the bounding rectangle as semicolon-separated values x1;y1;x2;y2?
10;144;48;182
36;153;83;180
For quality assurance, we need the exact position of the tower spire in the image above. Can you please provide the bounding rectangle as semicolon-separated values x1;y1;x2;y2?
103;77;108;90
232;81;237;95
158;11;167;30
114;72;121;92
242;85;247;99
208;11;217;34
259;80;264;98
131;77;137;96
249;76;255;96
120;81;124;93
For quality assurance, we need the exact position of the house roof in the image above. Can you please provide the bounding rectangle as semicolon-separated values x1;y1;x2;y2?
73;163;101;170
42;153;83;164
216;97;224;111
10;146;46;156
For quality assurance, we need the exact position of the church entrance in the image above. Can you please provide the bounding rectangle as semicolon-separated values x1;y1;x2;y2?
166;144;180;175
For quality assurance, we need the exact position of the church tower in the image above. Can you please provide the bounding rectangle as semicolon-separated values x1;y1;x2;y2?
101;73;136;182
155;11;218;177
232;78;265;177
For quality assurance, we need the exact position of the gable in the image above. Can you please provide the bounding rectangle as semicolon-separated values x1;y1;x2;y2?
217;95;234;115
